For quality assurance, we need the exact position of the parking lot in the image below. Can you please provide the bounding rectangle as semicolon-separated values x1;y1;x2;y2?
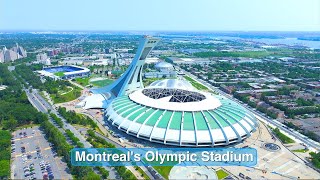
11;126;72;179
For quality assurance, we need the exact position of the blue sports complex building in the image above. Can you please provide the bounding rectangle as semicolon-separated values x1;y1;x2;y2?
38;65;90;80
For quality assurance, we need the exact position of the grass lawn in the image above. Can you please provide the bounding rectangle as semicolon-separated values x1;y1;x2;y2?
272;127;295;144
153;166;173;180
216;169;229;180
184;76;209;90
51;85;82;104
54;72;65;77
57;86;73;95
142;156;177;180
75;77;90;86
143;78;164;86
91;79;114;87
293;149;308;153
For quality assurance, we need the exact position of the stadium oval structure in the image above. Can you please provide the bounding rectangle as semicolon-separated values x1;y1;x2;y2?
154;61;174;71
105;79;258;147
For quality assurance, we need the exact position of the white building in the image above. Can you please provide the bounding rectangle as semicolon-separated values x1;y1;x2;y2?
36;53;48;61
36;53;51;65
155;61;174;72
0;50;5;63
93;53;117;59
145;57;161;64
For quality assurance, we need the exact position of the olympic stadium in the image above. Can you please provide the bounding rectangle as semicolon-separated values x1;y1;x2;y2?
105;79;257;147
80;36;258;147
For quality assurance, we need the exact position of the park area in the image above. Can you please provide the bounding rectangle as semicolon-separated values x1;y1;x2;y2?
50;85;82;104
75;77;114;87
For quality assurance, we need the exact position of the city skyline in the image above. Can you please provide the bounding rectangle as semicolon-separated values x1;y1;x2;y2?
1;0;320;179
1;0;319;31
1;31;320;180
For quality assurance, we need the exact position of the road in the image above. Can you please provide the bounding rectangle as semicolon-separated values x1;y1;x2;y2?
25;89;49;113
26;89;92;148
25;88;120;179
179;68;320;152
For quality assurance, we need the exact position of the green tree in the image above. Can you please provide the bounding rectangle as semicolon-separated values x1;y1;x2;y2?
0;160;10;178
0;130;11;178
2;116;17;130
85;171;101;180
207;72;213;80
310;152;320;169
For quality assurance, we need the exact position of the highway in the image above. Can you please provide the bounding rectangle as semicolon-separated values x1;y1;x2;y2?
25;89;48;113
26;89;93;148
179;68;320;152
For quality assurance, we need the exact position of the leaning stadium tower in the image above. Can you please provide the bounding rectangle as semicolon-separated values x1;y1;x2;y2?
90;36;160;99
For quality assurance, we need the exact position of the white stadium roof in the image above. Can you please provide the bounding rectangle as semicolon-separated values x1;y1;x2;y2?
149;79;195;91
155;61;174;69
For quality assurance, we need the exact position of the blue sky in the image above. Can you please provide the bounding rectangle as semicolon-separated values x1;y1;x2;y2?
1;0;319;31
